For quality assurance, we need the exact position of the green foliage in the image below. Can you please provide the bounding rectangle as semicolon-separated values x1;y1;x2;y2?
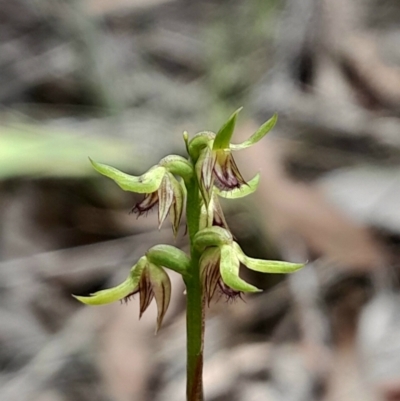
0;124;135;179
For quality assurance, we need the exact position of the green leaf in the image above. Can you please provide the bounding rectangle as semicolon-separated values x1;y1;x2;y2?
90;158;166;193
212;107;243;150
0;124;138;179
230;113;277;150
233;242;304;273
220;245;261;293
216;173;260;199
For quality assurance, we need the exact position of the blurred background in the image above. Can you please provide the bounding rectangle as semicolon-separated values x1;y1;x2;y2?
1;0;400;400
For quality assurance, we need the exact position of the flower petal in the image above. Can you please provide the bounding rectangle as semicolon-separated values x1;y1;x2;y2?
158;174;175;230
230;113;277;150
220;245;261;293
211;195;230;230
132;191;159;215
169;176;185;236
233;242;305;273
199;247;221;305
199;200;212;230
90;158;166;193
139;269;154;318
213;107;242;151
195;146;215;205
147;264;171;333
216;173;260;199
213;151;246;190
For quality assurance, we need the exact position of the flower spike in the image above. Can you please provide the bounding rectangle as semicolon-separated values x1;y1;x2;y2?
75;109;308;401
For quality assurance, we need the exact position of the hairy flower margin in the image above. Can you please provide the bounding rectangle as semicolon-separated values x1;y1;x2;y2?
74;109;305;331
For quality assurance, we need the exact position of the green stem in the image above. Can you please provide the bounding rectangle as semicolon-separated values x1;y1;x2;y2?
184;178;205;401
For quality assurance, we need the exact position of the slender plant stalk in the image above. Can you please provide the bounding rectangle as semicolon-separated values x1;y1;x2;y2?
185;177;205;401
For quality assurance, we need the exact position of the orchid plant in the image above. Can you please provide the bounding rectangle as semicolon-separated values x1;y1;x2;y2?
74;109;304;401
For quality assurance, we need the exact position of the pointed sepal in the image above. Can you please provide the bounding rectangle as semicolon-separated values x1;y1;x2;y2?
233;242;305;273
213;107;242;151
168;174;185;237
157;174;175;230
72;277;137;306
199;247;222;304
216;173;260;199
195;146;215;205
72;257;147;305
220;244;261;293
90;158;166;193
146;263;171;333
230;113;277;151
210;195;230;230
213;150;246;190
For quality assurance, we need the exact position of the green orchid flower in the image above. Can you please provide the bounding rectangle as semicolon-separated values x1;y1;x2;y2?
74;256;171;332
195;227;304;304
90;157;189;236
190;109;277;205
